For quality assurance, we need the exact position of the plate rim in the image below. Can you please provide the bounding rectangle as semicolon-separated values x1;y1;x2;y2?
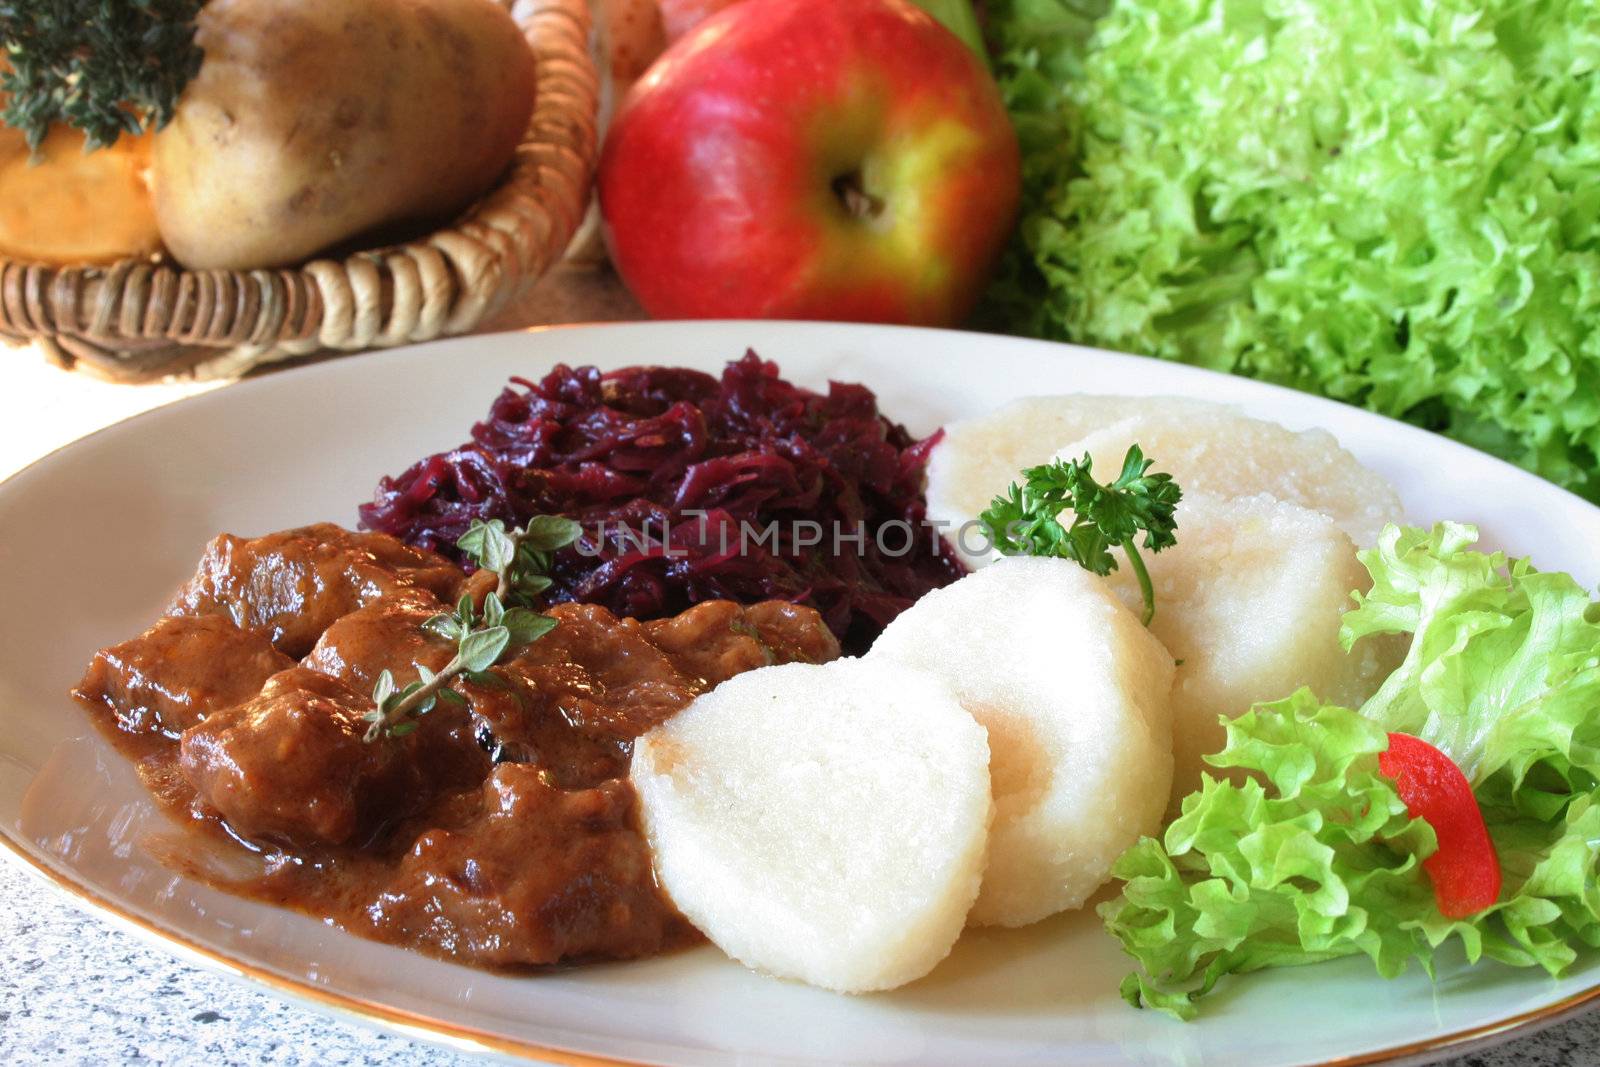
5;320;1599;1066
7;320;1599;524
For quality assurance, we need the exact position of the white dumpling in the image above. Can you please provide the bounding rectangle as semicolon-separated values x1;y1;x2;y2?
631;658;992;994
925;394;1172;567
1052;408;1402;546
923;395;1402;569
1102;493;1395;808
868;557;1175;927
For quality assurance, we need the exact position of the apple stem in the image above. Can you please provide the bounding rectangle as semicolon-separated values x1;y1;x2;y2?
831;170;886;222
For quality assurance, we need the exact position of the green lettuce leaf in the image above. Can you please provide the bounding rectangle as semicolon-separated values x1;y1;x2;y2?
1101;692;1463;1020
1344;522;1600;790
1104;524;1600;1019
1346;522;1600;969
981;0;1600;500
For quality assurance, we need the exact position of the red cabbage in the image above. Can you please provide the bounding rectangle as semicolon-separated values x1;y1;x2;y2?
359;351;964;652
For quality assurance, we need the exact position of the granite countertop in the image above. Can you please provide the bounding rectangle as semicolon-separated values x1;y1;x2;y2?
3;855;1597;1066
2;265;1598;1066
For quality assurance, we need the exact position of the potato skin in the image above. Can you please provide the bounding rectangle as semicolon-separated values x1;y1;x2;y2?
152;0;537;270
0;126;161;265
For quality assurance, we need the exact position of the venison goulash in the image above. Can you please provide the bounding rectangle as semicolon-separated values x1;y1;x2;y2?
74;523;839;967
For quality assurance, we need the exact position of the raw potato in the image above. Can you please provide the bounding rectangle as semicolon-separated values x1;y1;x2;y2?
1052;409;1402;545
869;557;1175;927
1100;493;1394;808
567;0;670;264
659;0;745;41
631;659;992;994
152;0;538;270
0;126;161;264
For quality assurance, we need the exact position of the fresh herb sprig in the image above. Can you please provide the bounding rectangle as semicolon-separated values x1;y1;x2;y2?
0;0;205;151
363;592;555;742
457;515;581;607
978;445;1181;625
362;515;580;742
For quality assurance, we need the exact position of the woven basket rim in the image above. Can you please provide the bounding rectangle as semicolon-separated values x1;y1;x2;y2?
0;0;598;382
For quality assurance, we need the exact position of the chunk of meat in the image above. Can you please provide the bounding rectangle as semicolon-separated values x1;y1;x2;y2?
368;767;688;966
178;667;485;848
463;602;700;784
743;600;842;665
75;614;294;736
74;520;844;972
304;589;456;690
166;523;473;657
530;603;702;738
460;664;635;786
645;600;840;686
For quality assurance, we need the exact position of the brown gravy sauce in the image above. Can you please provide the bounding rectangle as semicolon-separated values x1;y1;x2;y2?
74;524;839;969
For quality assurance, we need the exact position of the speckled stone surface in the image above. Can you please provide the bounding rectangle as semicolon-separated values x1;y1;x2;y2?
0;863;478;1066
0;859;1595;1066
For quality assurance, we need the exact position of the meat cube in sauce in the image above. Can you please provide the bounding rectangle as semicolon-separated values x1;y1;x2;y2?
74;614;294;736
741;600;844;665
166;523;479;657
645;600;842;686
303;588;456;690
74;507;844;975
526;603;704;739
367;767;688;966
460;603;701;785
178;667;485;848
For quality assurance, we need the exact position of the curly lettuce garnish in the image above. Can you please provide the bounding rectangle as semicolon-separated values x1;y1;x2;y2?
1103;524;1600;1019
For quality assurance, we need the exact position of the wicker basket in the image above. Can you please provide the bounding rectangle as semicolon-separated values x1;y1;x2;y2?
0;0;598;383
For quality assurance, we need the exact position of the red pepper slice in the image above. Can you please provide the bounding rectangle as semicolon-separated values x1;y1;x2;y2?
1378;732;1501;919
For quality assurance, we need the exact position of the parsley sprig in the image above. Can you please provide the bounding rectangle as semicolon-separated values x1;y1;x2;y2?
362;516;581;742
978;445;1181;625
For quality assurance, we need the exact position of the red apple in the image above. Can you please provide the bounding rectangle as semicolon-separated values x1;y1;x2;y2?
598;0;1021;326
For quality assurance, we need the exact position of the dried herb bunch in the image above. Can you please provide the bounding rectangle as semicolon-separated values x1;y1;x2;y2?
0;0;204;150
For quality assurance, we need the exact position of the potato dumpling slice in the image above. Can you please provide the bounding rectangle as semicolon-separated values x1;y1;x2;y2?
1101;493;1395;808
631;658;992;994
925;395;1160;566
868;557;1174;928
924;395;1402;567
1052;408;1402;546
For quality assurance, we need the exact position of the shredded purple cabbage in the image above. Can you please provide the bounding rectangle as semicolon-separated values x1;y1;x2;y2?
358;350;964;652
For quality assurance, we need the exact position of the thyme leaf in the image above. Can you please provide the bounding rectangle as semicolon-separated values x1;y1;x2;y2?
0;0;205;151
364;516;575;742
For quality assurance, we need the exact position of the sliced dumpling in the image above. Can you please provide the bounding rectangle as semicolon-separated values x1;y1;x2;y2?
631;658;992;994
924;394;1403;568
1051;408;1402;546
868;557;1174;928
925;394;1170;566
1101;493;1394;808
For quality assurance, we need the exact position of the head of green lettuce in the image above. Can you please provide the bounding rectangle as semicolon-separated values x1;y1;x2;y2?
983;0;1600;499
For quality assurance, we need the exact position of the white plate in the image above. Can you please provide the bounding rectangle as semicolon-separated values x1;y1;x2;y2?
2;321;1598;1067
